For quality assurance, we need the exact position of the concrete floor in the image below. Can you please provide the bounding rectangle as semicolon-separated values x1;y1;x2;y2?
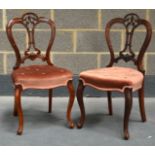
0;96;155;146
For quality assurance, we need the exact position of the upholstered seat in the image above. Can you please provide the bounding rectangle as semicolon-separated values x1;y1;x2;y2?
80;67;143;92
12;65;73;90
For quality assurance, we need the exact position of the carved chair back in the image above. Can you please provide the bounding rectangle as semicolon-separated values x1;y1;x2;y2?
105;13;152;73
6;12;56;70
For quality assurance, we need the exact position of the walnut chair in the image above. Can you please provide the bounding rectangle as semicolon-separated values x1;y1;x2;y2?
6;12;75;135
77;13;152;139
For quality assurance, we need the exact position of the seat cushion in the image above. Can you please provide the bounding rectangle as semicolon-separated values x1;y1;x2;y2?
80;67;144;92
12;65;73;90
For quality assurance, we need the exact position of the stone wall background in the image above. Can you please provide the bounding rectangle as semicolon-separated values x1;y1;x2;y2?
0;9;155;75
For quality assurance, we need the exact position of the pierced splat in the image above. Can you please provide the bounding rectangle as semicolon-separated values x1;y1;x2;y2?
115;14;140;63
6;12;56;69
22;13;41;61
105;13;152;72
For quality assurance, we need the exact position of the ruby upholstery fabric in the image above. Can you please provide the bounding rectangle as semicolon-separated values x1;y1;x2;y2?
12;65;73;90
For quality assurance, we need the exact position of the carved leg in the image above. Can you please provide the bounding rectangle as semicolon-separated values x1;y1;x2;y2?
138;85;146;122
107;91;113;115
15;86;23;135
48;89;53;113
66;80;75;128
124;88;133;140
13;98;18;116
77;80;85;128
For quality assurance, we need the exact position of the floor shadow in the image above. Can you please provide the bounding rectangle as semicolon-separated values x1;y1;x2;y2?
1;109;68;133
74;111;143;139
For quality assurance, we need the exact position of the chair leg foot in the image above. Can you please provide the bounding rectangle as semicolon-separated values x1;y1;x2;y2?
124;130;129;140
123;88;133;140
17;128;23;135
69;122;74;129
67;80;75;129
77;121;83;129
76;80;85;129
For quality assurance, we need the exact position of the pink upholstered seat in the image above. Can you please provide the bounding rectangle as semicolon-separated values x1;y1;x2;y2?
80;66;144;92
12;65;73;90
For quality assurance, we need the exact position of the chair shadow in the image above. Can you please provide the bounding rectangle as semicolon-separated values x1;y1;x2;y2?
74;112;143;139
1;109;68;134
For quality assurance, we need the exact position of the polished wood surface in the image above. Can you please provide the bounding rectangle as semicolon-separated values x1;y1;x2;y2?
66;80;75;128
48;89;53;113
138;84;146;122
107;91;113;115
105;13;152;73
77;79;85;129
6;12;56;69
15;85;23;135
124;88;132;140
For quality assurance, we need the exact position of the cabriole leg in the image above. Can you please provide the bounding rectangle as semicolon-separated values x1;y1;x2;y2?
67;80;75;128
124;88;133;140
15;86;23;135
77;80;85;128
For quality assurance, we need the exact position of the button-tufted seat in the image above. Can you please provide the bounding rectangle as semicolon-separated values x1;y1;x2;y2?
80;67;144;92
12;65;73;90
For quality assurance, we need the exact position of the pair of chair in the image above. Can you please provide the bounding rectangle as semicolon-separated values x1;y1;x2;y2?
6;12;152;140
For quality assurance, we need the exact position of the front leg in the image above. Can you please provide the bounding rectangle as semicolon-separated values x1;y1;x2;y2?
48;89;53;113
107;91;113;115
76;80;85;128
15;85;23;135
66;80;75;128
13;98;18;116
124;88;133;140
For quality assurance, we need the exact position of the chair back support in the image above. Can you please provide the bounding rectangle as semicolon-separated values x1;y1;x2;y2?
105;13;152;73
6;12;56;69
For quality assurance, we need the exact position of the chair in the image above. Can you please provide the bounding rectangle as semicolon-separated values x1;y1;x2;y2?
76;13;152;139
6;12;75;135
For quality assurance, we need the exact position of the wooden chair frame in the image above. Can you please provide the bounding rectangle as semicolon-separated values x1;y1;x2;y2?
6;12;75;135
77;13;152;139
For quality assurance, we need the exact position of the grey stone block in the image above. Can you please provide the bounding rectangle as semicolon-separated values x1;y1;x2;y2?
119;29;154;53
77;31;121;52
100;54;111;67
34;31;73;52
147;32;155;52
0;31;26;51
6;53;15;73
55;9;98;29
146;54;155;75
6;9;51;29
102;9;146;29
129;32;146;52
150;10;155;29
53;54;97;74
0;10;3;29
0;53;4;74
53;32;73;52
